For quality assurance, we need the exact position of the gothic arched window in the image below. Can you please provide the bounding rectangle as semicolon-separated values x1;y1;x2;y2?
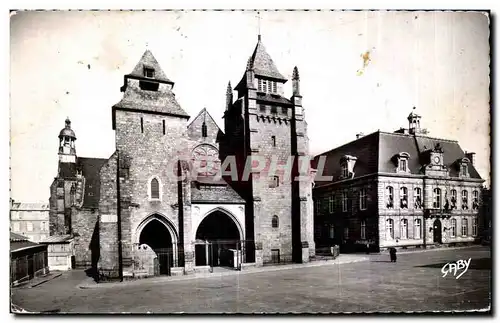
272;215;279;228
150;178;160;200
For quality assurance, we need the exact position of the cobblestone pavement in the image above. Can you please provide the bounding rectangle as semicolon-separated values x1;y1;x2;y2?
11;246;491;314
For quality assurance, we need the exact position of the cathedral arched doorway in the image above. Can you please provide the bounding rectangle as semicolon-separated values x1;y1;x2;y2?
137;214;178;275
195;209;243;268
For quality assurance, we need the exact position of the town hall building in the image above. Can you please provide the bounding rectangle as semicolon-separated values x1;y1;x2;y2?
48;36;315;279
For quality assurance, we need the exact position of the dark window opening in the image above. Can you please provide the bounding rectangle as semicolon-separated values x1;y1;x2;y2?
140;117;144;133
271;106;277;114
151;178;160;199
271;249;280;264
143;67;155;78
259;104;266;112
139;80;159;91
271;135;276;147
162;120;165;135
272;215;279;228
281;106;287;114
202;122;208;137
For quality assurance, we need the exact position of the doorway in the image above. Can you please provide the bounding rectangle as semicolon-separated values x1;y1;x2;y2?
433;219;442;244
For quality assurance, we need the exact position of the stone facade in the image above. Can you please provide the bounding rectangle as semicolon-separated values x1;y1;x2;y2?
48;38;315;278
313;113;484;252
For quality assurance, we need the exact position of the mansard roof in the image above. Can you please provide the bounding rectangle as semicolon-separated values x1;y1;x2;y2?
314;131;483;188
127;50;174;84
76;157;108;208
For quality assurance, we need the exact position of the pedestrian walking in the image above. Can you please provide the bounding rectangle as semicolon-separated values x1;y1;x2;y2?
389;247;397;262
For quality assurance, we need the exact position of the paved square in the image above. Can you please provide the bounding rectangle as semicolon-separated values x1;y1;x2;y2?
11;246;491;313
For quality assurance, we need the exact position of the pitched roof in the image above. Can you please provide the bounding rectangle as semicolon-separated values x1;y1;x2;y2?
39;235;73;244
314;130;483;188
114;50;190;119
77;157;108;208
127;50;173;84
191;179;245;204
10;203;49;211
10;232;29;242
249;37;287;81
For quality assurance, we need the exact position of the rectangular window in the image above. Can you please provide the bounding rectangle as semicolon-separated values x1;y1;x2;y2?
329;195;334;213
433;188;441;209
344;227;349;239
267;80;273;93
461;218;468;236
387;219;394;239
360;221;366;240
451;189;458;209
462;190;469;210
341;163;349;178
342;191;348;212
143;67;155;78
162;120;166;135
414;188;422;209
399;159;408;172
359;188;367;210
272;81;277;93
140;117;144;133
27;222;33;232
271;136;276;147
281;106;287;114
472;218;478;236
329;225;335;239
259;104;266;112
270;105;277;114
401;219;408;239
451;219;457;237
387;186;394;208
258;79;264;92
461;164;468;176
400;187;408;209
414;219;421;239
13;222;20;232
472;190;479;210
269;176;279;188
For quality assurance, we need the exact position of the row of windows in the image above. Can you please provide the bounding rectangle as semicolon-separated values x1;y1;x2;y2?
385;186;479;210
12;221;48;232
328;222;366;240
386;218;477;239
317;188;368;213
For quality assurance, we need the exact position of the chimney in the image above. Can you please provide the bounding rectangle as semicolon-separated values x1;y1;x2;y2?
356;133;364;139
465;151;476;166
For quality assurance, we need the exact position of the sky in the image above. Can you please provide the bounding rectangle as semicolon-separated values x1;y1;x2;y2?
10;10;490;202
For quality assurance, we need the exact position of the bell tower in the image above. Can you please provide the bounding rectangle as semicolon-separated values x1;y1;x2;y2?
58;117;77;164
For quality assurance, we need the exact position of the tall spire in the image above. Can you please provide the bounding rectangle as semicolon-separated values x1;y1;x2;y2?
226;81;233;110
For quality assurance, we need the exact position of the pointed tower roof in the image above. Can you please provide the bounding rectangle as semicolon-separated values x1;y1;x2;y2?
127;50;174;84
248;36;287;81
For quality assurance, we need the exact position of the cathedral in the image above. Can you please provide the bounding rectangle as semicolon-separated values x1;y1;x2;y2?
49;36;316;278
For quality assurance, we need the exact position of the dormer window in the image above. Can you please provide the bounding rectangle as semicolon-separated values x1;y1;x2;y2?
258;78;278;94
394;152;410;173
143;67;155;78
457;157;470;178
340;155;357;179
341;163;349;178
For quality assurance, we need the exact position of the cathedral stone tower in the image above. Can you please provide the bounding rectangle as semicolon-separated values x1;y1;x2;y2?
98;50;193;278
224;36;315;264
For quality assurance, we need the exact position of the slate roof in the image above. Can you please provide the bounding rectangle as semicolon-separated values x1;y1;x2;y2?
256;93;293;105
10;203;49;211
114;50;190;119
10;232;29;242
127;50;173;84
59;163;77;179
314;130;483;188
191;179;245;204
249;37;287;81
11;233;43;253
39;235;73;244
77;157;108;208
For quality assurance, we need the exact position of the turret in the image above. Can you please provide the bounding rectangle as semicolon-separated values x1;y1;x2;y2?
58;117;77;163
225;81;233;111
